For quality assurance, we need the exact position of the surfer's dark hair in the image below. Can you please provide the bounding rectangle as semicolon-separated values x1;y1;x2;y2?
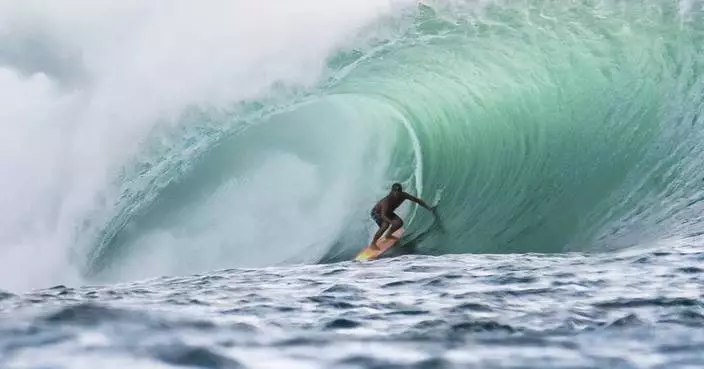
391;183;402;192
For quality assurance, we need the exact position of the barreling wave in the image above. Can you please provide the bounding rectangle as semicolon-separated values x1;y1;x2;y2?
83;0;704;280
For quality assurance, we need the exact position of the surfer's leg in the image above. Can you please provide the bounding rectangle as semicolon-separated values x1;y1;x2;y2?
386;214;404;240
371;222;390;250
370;209;388;250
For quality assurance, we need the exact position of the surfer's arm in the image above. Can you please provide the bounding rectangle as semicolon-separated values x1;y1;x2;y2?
404;193;433;211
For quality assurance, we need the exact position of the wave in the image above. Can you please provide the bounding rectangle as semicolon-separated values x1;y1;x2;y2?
3;0;704;287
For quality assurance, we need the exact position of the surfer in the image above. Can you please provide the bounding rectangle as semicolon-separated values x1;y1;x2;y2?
370;183;435;250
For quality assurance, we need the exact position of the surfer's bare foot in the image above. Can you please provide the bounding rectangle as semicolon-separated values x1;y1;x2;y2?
370;243;381;251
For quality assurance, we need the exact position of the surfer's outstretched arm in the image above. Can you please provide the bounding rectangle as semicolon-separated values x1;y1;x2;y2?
404;193;435;213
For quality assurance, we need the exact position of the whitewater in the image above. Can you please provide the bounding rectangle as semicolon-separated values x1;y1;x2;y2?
1;1;704;367
0;0;405;288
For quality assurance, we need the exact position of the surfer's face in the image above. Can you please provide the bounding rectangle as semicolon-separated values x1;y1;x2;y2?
391;183;402;192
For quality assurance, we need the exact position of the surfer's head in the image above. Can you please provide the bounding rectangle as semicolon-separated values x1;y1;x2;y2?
391;183;403;192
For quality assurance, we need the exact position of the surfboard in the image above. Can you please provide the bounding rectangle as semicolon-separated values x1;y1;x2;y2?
355;228;405;261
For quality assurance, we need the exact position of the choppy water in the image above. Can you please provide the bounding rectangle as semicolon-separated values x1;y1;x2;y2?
3;244;703;369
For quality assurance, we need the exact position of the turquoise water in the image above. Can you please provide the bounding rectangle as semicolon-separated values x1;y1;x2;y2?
330;1;704;255
76;1;704;281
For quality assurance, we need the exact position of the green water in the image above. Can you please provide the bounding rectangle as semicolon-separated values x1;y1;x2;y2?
327;0;704;255
85;0;704;277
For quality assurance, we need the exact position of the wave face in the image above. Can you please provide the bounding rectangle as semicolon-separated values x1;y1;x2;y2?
3;0;704;288
331;0;704;256
332;1;704;256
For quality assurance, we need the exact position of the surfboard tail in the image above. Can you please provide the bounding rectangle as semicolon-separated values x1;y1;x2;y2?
355;228;406;261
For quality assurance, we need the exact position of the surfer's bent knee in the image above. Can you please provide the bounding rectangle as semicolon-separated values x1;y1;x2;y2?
391;216;403;229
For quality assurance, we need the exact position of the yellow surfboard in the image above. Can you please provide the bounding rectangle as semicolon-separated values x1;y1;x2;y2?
355;228;405;261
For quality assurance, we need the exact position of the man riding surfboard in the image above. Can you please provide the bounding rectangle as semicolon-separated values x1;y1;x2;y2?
370;183;436;250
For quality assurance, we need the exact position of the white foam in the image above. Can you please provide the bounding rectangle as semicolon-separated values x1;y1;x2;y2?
0;0;398;291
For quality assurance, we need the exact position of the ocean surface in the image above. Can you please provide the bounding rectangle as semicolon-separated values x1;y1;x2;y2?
2;244;704;368
3;0;704;367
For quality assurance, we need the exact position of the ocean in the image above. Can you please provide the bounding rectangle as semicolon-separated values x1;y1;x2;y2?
2;245;703;368
1;0;704;368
